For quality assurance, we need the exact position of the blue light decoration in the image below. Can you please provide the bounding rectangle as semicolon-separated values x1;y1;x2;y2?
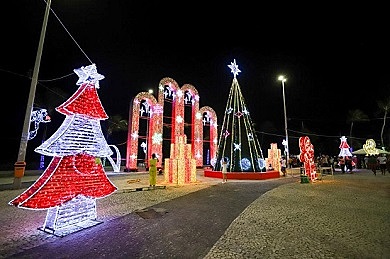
9;64;117;236
214;59;265;172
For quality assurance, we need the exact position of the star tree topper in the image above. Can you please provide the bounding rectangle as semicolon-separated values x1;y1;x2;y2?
74;63;105;88
228;59;241;78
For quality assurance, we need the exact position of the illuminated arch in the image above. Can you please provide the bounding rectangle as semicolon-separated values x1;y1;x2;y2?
125;92;159;171
126;78;218;171
198;106;218;167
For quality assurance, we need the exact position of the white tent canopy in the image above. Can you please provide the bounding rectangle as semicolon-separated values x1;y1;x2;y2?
352;148;390;156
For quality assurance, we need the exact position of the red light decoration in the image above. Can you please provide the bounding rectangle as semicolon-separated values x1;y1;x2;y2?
299;136;317;181
10;154;116;209
125;77;218;171
9;64;117;235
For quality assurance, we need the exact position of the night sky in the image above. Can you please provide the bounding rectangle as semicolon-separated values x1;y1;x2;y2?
2;1;389;168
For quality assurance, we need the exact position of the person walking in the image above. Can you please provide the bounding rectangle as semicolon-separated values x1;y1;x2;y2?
377;154;387;175
338;156;346;173
367;155;378;176
149;153;159;188
345;156;353;173
386;155;390;174
222;158;228;183
281;156;287;176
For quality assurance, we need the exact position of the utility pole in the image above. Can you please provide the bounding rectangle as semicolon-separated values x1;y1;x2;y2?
13;0;51;189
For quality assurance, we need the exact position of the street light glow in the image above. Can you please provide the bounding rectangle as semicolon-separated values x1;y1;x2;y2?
278;75;286;82
278;75;290;173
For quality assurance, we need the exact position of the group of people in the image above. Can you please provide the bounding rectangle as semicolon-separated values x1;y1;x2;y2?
147;152;389;187
338;156;354;173
338;153;389;176
366;154;388;176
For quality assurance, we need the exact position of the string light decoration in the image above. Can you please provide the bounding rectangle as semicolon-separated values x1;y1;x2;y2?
363;139;380;156
125;77;218;171
214;59;265;172
266;143;282;173
9;64;117;236
28;108;51;140
338;136;353;157
298;136;317;182
164;134;197;184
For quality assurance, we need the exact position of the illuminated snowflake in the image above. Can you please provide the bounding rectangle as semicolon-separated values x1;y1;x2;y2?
152;133;163;144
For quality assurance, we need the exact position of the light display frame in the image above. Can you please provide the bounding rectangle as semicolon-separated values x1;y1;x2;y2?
125;77;218;171
9;64;117;236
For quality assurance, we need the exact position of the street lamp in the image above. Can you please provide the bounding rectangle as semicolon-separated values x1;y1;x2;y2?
13;0;52;189
278;75;290;172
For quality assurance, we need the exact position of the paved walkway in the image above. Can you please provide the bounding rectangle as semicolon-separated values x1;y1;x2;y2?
1;168;389;258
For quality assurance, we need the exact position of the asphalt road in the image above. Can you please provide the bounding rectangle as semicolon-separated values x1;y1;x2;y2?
9;178;295;258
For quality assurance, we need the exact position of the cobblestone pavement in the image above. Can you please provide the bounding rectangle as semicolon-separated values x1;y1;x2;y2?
0;169;389;258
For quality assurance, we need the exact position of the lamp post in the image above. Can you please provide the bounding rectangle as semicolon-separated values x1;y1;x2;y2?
13;0;51;189
278;75;290;172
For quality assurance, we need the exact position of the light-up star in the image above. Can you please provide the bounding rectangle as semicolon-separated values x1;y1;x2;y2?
140;107;145;116
74;63;105;88
228;59;241;78
226;107;233;114
234;143;241;151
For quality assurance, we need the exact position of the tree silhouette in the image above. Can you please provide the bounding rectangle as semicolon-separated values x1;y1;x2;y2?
106;114;128;142
346;109;369;149
377;96;390;148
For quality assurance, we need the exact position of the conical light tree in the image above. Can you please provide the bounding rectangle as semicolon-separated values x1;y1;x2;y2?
9;64;117;236
214;59;265;172
339;136;353;157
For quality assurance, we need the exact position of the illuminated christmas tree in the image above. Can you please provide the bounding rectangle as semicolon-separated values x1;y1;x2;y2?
214;59;265;172
9;64;117;236
338;136;353;157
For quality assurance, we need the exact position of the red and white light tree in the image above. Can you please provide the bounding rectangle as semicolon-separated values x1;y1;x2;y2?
338;136;353;157
9;64;117;236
